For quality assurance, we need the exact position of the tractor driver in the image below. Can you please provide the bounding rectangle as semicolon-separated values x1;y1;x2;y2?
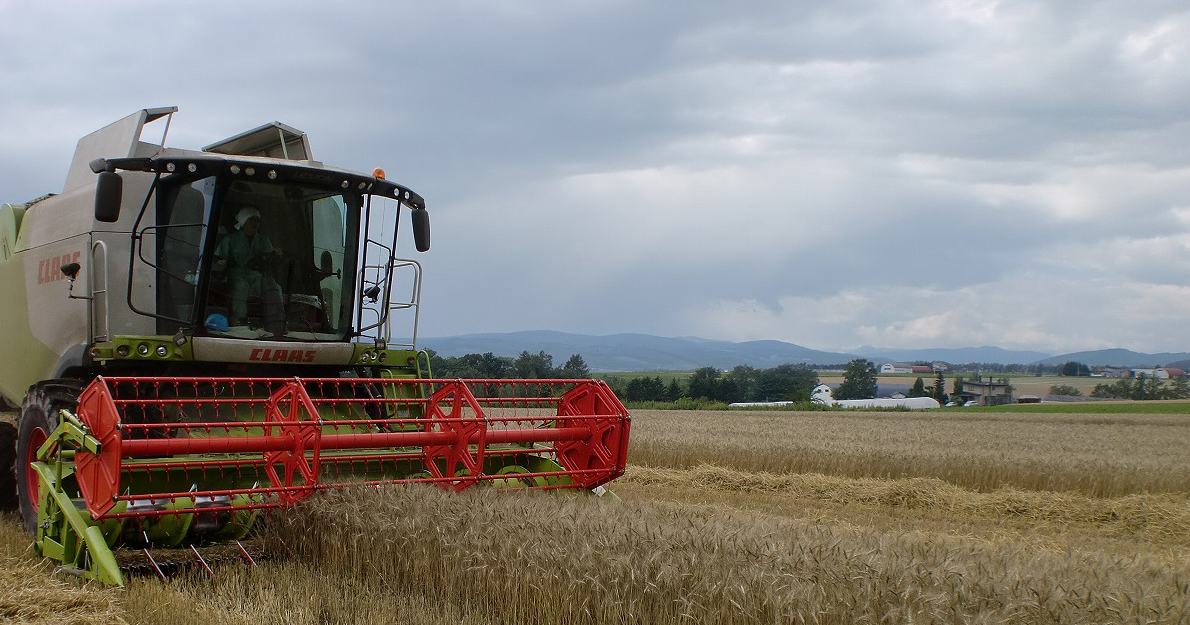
212;206;285;332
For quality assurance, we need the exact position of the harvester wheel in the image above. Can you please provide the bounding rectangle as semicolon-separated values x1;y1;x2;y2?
0;422;16;511
16;380;85;534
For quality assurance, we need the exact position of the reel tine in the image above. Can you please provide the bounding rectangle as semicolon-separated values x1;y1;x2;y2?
190;545;214;576
142;548;166;582
235;540;258;567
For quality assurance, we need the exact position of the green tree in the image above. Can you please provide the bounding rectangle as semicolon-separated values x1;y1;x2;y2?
835;358;878;400
714;377;740;403
1048;384;1082;397
625;376;667;402
559;354;590;378
1132;374;1152;400
666;379;685;401
424;348;447;375
649;376;668;400
1061;361;1090;377
1168;376;1190;400
1091;379;1132;399
426;350;514;379
932;371;947;403
687;367;720;400
513;350;555;378
908;377;927;398
727;365;761;401
624;378;646;402
756;364;819;402
459;352;512;378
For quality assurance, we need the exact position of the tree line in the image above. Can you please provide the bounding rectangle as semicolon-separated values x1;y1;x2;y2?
619;364;821;404
1052;361;1190;400
425;350;824;405
426;353;954;405
427;350;591;379
1089;375;1190;400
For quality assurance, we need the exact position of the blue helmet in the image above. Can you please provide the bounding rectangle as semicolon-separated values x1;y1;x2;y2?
204;313;229;332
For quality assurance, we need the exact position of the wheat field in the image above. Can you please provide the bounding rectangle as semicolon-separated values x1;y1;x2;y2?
627;408;1190;497
1;407;1188;624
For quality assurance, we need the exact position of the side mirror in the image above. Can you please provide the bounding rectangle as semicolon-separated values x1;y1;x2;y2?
412;208;430;252
60;262;92;300
95;171;123;223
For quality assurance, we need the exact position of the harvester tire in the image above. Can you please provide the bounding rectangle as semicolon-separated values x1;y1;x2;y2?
16;380;85;534
0;422;16;511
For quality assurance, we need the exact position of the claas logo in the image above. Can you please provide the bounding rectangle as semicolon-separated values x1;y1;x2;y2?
38;251;82;285
249;349;317;363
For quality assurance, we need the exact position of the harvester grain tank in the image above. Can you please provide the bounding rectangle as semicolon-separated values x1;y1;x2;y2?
0;108;630;585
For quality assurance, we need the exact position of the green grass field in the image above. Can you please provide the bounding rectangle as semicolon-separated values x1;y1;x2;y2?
594;371;694;384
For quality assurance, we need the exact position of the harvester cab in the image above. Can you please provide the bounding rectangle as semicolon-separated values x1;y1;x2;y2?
0;108;630;585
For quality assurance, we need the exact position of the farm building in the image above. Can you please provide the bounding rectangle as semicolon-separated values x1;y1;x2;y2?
955;380;1013;406
1130;368;1185;379
880;363;913;373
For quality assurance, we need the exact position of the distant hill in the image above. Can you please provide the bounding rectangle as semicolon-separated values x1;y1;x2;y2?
420;332;1190;372
422;331;860;372
854;346;1051;365
1033;349;1190;367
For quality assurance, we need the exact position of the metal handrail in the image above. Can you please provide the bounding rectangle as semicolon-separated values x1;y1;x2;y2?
90;240;110;342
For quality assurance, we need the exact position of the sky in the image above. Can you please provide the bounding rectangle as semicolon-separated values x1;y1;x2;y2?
1;1;1188;355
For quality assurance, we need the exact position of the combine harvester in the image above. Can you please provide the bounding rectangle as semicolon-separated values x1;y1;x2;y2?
0;108;630;585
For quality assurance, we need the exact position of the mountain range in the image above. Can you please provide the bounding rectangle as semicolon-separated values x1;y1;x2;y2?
420;331;1190;372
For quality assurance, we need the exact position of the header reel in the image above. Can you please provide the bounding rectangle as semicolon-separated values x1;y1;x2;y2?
26;375;630;585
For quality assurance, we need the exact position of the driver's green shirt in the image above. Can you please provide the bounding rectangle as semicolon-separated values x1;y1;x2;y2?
214;229;274;274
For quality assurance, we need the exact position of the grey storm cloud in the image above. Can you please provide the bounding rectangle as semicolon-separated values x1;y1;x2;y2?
1;0;1188;354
